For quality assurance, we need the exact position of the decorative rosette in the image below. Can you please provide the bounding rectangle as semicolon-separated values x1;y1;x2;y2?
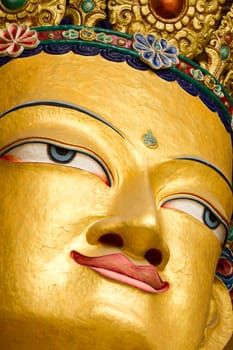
216;246;233;304
133;33;179;70
0;23;40;58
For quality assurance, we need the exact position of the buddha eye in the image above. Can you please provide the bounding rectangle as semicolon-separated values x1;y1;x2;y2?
0;141;112;186
161;197;228;245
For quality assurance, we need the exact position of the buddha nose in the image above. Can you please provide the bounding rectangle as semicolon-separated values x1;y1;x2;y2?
86;175;169;268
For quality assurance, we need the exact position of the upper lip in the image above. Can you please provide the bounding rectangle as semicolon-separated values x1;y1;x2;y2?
70;250;169;293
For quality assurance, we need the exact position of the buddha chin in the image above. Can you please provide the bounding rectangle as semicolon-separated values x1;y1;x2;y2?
1;312;152;350
1;277;160;350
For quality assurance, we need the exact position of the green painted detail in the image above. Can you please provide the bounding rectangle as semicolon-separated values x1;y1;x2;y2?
191;68;203;81
213;85;224;98
96;32;112;43
154;41;161;50
62;29;79;40
81;0;95;13
143;130;158;148
220;45;229;60
2;0;27;10
228;225;233;241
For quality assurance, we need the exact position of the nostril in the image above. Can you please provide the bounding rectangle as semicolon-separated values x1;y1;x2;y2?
144;248;162;266
99;233;124;248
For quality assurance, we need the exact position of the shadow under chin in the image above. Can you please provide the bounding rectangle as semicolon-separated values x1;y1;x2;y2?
224;335;233;350
0;316;153;350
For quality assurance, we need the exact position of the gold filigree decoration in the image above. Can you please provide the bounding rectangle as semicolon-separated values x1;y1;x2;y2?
65;0;106;26
199;4;233;98
108;0;229;58
0;0;66;28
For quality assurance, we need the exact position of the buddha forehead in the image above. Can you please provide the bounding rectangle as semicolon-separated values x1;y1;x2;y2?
0;52;232;180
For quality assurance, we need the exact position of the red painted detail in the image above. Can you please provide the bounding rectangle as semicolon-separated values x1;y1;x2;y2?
149;0;185;19
38;30;64;41
0;155;21;162
98;174;110;186
70;251;169;293
225;32;233;44
216;258;233;276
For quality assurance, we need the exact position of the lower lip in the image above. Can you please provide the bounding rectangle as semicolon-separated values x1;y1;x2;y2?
91;266;169;293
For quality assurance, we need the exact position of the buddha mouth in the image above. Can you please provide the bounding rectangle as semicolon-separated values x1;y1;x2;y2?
70;251;169;293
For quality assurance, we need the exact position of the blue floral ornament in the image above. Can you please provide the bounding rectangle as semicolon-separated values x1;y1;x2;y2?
133;33;179;70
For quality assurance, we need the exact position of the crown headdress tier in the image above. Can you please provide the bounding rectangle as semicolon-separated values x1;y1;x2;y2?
0;0;233;98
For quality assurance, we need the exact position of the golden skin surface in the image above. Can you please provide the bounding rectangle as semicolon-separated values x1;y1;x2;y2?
0;53;232;350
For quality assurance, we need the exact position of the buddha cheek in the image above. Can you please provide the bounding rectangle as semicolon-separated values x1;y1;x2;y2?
0;162;109;311
160;210;221;311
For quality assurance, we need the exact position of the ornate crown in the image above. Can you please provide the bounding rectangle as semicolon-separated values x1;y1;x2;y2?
0;0;232;303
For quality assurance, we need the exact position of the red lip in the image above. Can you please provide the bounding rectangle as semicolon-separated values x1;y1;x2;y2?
70;251;169;293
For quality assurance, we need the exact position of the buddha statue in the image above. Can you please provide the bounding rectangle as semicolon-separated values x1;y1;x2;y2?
0;1;232;349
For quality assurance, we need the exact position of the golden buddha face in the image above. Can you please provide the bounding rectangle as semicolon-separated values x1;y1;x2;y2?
0;53;232;350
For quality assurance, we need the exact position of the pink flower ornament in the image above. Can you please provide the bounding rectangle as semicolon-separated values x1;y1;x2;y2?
0;23;40;57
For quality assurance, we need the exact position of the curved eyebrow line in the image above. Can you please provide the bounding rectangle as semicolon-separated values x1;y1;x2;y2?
175;156;232;190
0;100;125;139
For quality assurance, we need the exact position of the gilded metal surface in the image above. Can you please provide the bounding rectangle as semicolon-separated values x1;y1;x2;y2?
108;0;228;58
65;0;107;26
0;0;232;349
0;0;66;27
0;53;232;350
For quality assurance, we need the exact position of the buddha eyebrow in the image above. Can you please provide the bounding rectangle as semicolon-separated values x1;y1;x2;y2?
175;156;232;190
0;100;125;139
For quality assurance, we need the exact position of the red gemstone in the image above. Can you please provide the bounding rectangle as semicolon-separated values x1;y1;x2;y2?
149;0;185;19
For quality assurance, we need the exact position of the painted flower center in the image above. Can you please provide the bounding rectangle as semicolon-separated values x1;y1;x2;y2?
1;0;27;10
149;0;185;19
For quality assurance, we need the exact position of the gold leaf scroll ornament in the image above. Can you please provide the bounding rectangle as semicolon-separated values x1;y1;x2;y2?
0;0;66;28
65;0;107;26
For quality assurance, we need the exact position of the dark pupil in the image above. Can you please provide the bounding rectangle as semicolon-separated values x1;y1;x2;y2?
55;148;70;156
209;212;217;222
48;145;76;163
203;208;220;230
